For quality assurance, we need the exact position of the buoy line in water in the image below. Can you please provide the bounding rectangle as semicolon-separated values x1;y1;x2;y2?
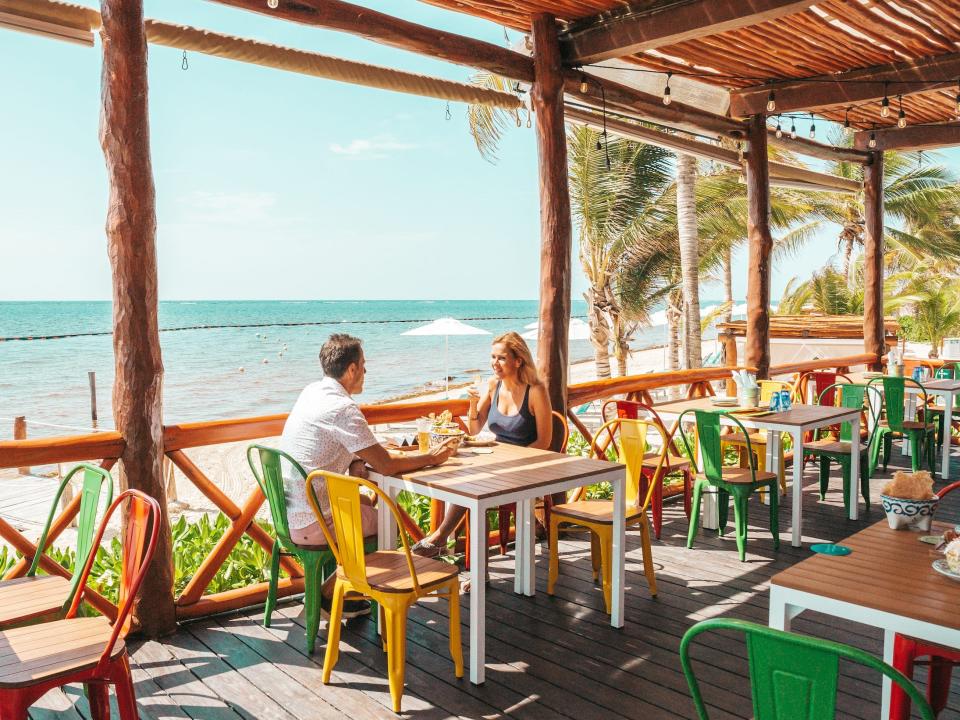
0;314;590;344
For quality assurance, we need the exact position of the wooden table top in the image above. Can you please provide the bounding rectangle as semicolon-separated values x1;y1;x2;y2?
848;374;960;392
397;442;620;501
653;397;857;428
771;520;960;630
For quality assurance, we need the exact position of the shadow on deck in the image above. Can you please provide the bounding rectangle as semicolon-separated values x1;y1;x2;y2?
27;449;960;720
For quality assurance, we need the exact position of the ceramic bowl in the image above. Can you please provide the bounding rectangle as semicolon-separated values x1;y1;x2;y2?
429;427;465;451
880;494;939;531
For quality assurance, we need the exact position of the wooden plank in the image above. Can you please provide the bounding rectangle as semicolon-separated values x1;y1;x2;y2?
731;51;960;117
560;0;818;65
745;114;773;379
863;152;885;366
100;0;175;638
768;131;871;164
854;121;960;152
0;431;123;470
205;0;535;82
532;14;573;451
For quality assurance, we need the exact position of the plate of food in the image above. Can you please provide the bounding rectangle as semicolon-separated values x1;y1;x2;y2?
931;537;960;581
710;397;738;407
464;430;496;447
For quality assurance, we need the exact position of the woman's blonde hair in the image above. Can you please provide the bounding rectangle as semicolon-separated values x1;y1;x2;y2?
492;331;540;386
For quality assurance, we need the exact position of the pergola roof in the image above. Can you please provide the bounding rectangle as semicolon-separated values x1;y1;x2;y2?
422;0;960;131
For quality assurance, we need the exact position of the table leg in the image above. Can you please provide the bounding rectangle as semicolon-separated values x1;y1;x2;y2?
768;586;803;631
792;429;804;547
514;498;535;596
881;629;895;718
942;398;953;480
905;395;917;456
848;415;860;521
469;503;486;685
610;472;625;629
761;430;782;506
698;431;719;530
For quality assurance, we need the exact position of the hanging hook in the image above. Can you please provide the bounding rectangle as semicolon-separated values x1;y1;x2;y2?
181;50;189;71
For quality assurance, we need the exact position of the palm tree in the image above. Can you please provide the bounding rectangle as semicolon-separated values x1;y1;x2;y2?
675;153;702;369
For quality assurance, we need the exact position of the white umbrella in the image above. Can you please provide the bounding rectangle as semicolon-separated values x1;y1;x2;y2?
402;317;490;397
522;318;591;341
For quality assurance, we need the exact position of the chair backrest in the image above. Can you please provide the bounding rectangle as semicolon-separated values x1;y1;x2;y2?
67;489;161;669
590;418;669;509
603;399;682;454
937;480;960;498
814;383;879;445
758;380;791;404
247;444;308;550
935;365;955;379
798;370;851;406
307;471;424;597
678;410;757;484
29;463;113;609
551;410;570;453
680;618;934;720
871;377;929;432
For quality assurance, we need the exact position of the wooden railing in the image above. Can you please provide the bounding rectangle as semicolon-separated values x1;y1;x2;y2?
0;354;877;622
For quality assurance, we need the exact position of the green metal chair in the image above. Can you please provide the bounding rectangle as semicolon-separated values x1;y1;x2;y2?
0;463;114;628
868;377;937;475
804;383;881;515
679;410;779;562
927;364;958;450
680;618;935;720
247;445;337;654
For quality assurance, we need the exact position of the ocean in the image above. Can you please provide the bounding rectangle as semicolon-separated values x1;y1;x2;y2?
0;300;672;440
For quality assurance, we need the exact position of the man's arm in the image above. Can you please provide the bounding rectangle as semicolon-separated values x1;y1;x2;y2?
355;439;457;477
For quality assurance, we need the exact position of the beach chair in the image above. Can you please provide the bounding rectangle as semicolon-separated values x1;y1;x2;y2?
680;409;779;562
0;463;113;628
0;489;161;720
547;417;661;613
680;618;934;720
308;471;461;713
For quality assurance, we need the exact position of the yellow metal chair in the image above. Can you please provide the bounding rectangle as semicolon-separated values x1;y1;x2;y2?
720;379;791;496
547;418;665;614
305;471;462;713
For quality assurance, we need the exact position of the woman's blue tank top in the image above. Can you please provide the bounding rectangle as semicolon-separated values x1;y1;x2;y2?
487;382;538;446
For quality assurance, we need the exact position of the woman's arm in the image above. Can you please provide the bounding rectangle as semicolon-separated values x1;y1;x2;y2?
467;378;496;435
528;384;554;450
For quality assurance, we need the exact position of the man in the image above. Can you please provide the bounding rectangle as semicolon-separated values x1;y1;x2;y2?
280;333;457;617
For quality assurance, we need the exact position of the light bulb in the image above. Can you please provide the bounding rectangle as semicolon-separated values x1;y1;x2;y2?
956;90;960;115
775;120;783;139
596;140;602;151
766;90;776;112
897;111;906;129
515;113;522;128
790;121;796;140
662;72;672;106
881;95;890;117
868;131;877;149
267;0;278;7
809;122;816;139
579;77;588;94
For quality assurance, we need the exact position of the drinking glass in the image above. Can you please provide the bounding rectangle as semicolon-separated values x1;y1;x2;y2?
415;418;431;453
472;374;485;398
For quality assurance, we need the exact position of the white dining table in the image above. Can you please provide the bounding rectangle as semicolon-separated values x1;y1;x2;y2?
654;398;862;546
371;442;625;684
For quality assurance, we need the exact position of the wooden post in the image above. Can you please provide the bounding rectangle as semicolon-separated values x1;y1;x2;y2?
531;13;572;452
87;371;98;428
745;114;773;379
863;151;885;369
13;417;28;475
722;332;738;396
100;0;176;637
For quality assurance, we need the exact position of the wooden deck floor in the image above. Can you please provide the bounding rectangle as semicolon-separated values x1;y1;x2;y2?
24;449;960;720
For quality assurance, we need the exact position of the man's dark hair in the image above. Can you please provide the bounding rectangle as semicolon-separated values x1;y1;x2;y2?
320;333;363;380
319;334;363;378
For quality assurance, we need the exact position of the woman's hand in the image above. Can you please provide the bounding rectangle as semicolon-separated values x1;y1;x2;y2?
467;385;480;404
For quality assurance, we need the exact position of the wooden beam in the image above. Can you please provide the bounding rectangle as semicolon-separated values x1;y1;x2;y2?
206;0;535;82
561;0;817;66
531;14;572;452
769;130;871;164
745;114;773;379
731;51;960;117
863;151;885;367
853;122;960;151
100;0;176;638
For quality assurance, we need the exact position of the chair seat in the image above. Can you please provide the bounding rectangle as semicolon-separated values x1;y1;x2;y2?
550;500;645;526
697;468;778;485
344;551;458;594
802;439;866;455
642;453;690;469
0;575;69;627
0;616;124;689
721;431;766;446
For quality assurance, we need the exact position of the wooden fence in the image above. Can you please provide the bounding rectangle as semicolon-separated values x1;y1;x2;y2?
0;354;877;622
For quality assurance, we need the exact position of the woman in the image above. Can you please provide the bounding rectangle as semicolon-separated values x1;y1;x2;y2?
410;332;553;557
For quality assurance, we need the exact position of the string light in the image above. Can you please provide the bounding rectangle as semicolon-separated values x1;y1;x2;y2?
808;114;816;139
868;124;877;149
897;95;907;129
579;75;589;94
766;89;776;112
775;116;783;138
880;83;890;117
662;72;672;106
955;79;960;115
525;103;532;128
181;50;188;71
789;118;797;139
843;108;852;135
267;0;278;7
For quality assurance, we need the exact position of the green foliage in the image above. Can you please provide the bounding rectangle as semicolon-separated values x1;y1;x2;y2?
396;491;432;534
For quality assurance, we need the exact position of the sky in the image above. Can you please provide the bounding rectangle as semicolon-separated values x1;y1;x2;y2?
0;1;953;303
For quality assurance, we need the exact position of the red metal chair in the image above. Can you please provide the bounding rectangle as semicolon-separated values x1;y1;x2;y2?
889;478;960;720
0;489;161;719
599;400;693;539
